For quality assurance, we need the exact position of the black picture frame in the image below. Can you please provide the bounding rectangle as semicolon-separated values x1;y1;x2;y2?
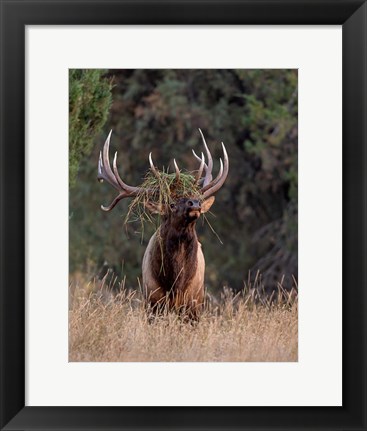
1;1;366;430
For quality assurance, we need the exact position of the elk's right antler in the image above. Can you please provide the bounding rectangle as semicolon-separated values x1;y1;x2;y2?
98;130;146;211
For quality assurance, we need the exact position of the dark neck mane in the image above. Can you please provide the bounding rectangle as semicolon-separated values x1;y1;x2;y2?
151;220;199;294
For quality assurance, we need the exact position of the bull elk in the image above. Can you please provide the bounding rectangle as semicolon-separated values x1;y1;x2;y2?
98;129;229;318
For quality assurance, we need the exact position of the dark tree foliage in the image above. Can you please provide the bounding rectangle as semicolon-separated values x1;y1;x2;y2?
69;69;112;187
69;69;297;293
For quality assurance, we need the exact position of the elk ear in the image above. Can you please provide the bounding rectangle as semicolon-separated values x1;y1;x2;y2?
144;201;165;215
201;196;215;213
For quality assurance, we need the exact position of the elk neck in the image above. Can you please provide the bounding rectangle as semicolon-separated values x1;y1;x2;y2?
151;219;199;294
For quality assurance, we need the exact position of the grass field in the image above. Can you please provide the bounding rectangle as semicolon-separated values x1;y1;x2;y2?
69;274;298;362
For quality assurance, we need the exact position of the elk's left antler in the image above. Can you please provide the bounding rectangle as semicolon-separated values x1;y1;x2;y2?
192;129;229;199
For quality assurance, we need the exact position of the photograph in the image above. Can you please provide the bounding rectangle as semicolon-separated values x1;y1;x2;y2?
69;69;298;362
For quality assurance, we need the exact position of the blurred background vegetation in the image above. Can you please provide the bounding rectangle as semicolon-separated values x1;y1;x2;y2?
69;69;298;294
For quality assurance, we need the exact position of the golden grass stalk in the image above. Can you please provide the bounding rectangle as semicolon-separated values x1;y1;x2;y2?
69;275;298;362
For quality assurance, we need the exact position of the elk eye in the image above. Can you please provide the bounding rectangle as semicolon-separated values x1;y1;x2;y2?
170;203;175;209
187;200;193;206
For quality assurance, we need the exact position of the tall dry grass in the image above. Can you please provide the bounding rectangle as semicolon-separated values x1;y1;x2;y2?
69;274;298;362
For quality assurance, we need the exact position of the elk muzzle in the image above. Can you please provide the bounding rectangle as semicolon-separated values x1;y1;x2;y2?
187;199;201;219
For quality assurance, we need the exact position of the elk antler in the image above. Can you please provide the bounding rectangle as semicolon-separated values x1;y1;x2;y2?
149;152;160;178
201;143;228;199
173;159;181;182
194;152;205;182
192;129;229;199
98;130;146;211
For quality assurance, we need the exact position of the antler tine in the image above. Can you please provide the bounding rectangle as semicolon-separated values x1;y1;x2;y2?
101;193;127;212
98;151;105;181
192;149;208;169
149;152;160;178
98;130;120;190
202;142;229;199
173;159;180;181
195;152;205;182
201;159;223;193
198;129;213;187
112;152;141;194
192;150;207;185
98;130;145;211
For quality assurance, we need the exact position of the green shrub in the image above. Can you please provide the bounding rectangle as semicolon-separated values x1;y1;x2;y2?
69;69;112;187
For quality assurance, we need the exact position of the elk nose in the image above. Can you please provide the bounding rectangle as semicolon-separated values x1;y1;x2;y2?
187;200;201;210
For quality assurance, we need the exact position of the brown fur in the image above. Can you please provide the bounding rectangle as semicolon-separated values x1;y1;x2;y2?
142;197;214;318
